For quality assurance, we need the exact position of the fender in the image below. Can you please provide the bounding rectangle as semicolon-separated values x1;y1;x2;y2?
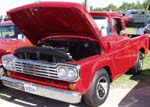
76;55;116;94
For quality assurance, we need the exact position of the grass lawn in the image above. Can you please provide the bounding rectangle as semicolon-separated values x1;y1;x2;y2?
126;27;137;34
111;27;150;88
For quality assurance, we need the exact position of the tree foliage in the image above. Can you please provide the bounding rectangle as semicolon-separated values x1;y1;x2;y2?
143;0;150;12
91;0;149;12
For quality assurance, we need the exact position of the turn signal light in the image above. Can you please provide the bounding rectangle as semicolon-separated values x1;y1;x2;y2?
6;71;11;77
69;83;76;91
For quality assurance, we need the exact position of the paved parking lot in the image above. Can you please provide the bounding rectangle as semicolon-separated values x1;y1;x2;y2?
0;80;150;107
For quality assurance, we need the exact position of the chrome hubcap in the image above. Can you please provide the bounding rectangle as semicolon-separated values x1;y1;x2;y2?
96;77;108;100
139;59;143;69
139;54;144;70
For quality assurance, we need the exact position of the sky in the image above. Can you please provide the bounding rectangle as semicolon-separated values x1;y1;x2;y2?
0;0;145;15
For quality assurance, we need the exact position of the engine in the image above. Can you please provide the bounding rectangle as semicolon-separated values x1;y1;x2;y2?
14;40;101;63
14;46;72;63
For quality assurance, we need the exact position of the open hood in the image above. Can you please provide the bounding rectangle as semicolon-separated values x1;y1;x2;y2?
7;2;100;44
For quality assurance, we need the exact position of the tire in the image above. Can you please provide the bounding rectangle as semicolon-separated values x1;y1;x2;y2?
83;69;110;107
130;52;144;75
0;67;5;88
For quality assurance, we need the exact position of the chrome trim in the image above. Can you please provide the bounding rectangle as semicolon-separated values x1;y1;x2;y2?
14;59;58;79
2;76;81;104
2;54;80;82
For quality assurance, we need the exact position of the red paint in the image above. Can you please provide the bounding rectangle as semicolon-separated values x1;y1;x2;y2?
7;2;101;44
7;2;148;95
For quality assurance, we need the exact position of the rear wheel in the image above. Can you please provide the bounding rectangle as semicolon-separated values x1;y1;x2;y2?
130;52;144;75
0;67;5;88
83;69;110;107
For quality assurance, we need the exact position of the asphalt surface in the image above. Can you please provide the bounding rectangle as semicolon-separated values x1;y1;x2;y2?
0;81;150;107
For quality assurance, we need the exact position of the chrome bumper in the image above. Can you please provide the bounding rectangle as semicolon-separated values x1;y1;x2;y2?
1;76;81;103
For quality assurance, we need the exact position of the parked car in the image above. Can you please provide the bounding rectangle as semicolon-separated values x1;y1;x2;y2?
0;20;32;81
125;9;147;24
146;14;150;24
1;2;148;107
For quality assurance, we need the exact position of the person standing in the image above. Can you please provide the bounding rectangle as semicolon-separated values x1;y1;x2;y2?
136;24;145;35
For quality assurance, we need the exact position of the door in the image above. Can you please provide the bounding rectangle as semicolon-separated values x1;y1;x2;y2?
108;18;131;74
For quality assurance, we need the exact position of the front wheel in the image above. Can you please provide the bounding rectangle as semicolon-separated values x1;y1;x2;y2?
83;69;110;107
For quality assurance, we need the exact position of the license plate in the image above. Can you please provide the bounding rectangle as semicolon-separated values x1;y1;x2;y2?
24;83;37;94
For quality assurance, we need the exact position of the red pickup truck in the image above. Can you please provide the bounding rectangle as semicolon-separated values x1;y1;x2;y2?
1;2;148;107
0;20;32;83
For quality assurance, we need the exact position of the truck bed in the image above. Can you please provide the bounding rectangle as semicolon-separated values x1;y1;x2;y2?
128;34;143;38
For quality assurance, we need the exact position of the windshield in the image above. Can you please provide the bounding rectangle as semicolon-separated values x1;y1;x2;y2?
0;24;24;39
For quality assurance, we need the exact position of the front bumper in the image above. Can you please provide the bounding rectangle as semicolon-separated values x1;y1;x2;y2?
1;76;82;103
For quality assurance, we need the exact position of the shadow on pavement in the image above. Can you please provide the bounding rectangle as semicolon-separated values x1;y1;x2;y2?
119;69;150;107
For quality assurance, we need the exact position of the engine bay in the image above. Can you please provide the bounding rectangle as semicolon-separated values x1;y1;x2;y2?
14;40;101;63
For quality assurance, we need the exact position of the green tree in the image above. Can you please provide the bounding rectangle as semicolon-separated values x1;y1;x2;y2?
107;4;118;11
119;2;136;11
119;2;129;11
92;1;147;12
134;1;143;9
93;7;103;11
90;6;93;11
96;4;118;11
143;0;150;12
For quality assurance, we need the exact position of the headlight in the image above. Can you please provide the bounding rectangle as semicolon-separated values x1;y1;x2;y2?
67;68;78;81
57;66;67;78
2;54;15;71
57;65;80;82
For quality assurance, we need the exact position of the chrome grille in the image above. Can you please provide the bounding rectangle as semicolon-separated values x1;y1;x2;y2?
14;59;58;79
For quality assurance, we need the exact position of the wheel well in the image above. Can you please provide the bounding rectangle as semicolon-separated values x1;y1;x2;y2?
139;48;145;54
104;66;112;82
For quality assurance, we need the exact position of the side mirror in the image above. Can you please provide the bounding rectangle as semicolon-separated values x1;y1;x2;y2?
17;34;25;40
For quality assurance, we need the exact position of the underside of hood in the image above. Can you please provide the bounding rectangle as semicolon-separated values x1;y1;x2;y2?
7;2;100;44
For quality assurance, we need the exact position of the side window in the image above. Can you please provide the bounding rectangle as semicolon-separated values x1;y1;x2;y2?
112;18;123;35
0;25;15;38
93;16;112;36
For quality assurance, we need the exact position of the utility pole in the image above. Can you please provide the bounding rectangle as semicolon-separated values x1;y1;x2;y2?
85;0;87;8
85;0;90;11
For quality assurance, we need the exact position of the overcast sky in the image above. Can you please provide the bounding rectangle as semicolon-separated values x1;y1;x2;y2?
0;0;145;15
